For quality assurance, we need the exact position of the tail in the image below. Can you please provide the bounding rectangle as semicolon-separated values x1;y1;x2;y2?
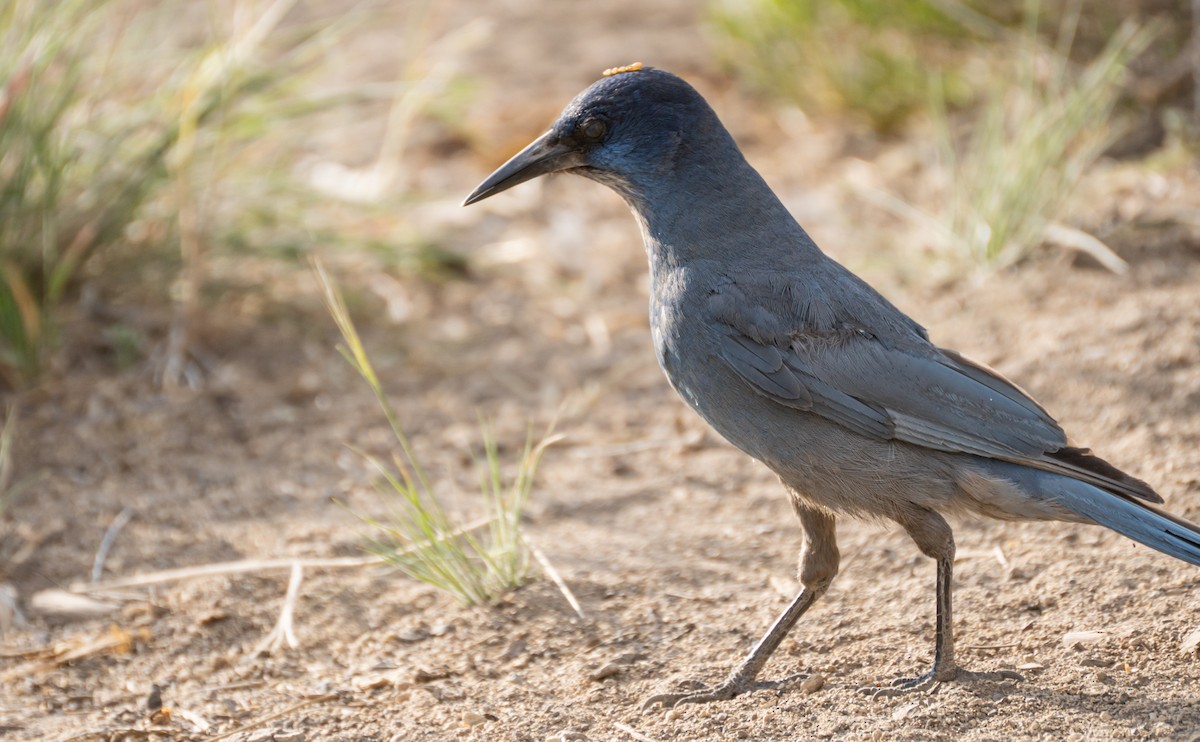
1042;474;1200;567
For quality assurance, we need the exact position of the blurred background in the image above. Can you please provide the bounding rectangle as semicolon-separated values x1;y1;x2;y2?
1;0;1196;392
1;0;1197;389
2;0;1199;738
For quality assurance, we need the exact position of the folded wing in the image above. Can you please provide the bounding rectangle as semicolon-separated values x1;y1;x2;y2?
712;283;1161;504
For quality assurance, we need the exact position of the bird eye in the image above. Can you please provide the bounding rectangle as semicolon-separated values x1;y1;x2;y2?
578;118;608;141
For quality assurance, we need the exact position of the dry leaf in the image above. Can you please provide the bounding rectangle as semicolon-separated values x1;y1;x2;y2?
30;589;118;619
1062;630;1108;648
1180;626;1200;655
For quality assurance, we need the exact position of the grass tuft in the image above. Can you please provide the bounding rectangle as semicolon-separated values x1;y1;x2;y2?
313;259;554;606
931;5;1154;268
0;0;123;384
709;0;990;133
0;0;480;388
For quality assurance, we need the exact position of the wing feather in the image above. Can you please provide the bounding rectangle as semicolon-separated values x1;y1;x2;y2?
710;281;1162;504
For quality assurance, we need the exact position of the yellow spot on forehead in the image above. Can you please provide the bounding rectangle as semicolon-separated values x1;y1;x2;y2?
602;62;644;77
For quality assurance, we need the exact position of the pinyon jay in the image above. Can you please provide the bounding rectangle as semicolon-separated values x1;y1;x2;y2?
464;65;1200;708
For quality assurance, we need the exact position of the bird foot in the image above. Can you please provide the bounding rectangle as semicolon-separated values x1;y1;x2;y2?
859;667;1022;698
642;672;807;710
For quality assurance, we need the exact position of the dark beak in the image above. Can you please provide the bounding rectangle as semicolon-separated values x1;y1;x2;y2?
462;130;585;206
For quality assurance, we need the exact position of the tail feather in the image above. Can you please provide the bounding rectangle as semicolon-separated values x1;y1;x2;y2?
1045;476;1200;567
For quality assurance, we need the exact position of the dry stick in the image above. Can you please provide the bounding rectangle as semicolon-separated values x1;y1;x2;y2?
78;555;380;593
524;535;586;621
254;562;303;656
78;517;493;594
613;722;661;742
203;692;338;742
992;545;1010;571
91;507;134;583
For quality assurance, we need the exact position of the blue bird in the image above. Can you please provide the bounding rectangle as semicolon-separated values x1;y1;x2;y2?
465;65;1200;708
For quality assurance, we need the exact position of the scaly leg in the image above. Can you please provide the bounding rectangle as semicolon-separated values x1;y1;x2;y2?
643;502;838;710
862;509;1021;697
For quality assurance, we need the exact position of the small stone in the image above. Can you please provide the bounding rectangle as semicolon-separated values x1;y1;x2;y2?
498;639;527;662
891;701;920;721
413;667;448;683
352;670;412;691
274;732;306;742
1181;626;1200;654
588;663;622;681
393;629;429;643
800;674;826;694
461;711;486;727
196;609;229;626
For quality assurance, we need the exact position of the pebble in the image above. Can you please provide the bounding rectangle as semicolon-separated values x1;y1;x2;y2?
800;675;826;694
588;663;622;681
460;711;486;727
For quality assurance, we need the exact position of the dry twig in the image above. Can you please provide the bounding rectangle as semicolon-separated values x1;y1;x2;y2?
203;692;338;742
92;507;134;583
253;563;303;656
77;555;381;594
614;721;662;742
1;625;149;681
524;535;586;620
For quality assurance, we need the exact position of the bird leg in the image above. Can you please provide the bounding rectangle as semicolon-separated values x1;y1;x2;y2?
643;503;838;710
862;511;1021;697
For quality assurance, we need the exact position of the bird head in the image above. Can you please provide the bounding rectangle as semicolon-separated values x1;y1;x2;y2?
463;65;718;206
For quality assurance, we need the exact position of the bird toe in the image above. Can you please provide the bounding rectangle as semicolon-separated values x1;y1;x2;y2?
642;673;807;711
860;666;1022;698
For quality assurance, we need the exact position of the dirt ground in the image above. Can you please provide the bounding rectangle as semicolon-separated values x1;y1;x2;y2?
5;1;1200;740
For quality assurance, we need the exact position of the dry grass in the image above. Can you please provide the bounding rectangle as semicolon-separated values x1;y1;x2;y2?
314;258;556;606
929;7;1155;268
709;0;994;133
0;0;479;388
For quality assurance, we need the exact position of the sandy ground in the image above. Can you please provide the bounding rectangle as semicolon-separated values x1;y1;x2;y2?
4;1;1200;740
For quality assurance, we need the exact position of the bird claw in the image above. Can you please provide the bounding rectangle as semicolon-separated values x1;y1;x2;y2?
859;667;1022;698
642;672;807;711
858;670;941;698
